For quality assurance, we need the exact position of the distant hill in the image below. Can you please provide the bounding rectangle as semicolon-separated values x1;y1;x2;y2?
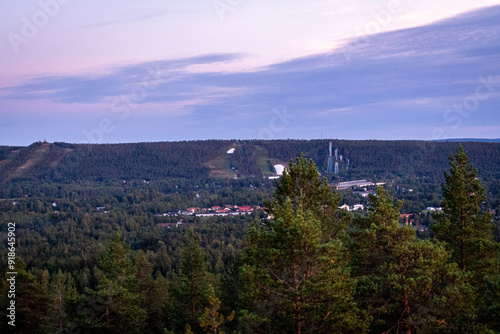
1;140;499;187
435;138;500;143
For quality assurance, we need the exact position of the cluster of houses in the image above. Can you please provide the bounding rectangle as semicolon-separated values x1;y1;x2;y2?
155;205;261;218
156;205;262;228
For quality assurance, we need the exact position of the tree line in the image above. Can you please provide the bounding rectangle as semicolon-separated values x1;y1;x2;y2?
1;140;499;183
1;140;499;216
0;146;499;333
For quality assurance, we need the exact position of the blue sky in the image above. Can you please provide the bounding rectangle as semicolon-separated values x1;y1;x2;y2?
1;1;499;145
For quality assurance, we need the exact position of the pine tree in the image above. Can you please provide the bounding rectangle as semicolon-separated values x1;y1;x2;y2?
349;187;479;333
199;285;234;334
432;145;499;285
241;156;363;334
432;145;500;331
484;276;500;330
265;154;349;240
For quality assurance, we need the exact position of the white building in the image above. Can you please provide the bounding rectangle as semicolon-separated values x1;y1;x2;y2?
339;204;350;211
352;204;364;211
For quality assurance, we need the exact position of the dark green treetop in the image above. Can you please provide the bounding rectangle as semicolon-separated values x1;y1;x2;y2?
349;187;480;333
242;155;364;334
265;154;349;239
432;145;499;279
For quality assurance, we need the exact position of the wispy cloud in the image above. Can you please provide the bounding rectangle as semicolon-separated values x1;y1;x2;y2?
2;53;246;104
2;5;500;142
80;9;172;29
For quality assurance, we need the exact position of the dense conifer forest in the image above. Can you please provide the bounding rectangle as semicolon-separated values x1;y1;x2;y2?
0;140;499;333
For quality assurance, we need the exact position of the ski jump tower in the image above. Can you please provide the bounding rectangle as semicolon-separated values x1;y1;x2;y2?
327;141;339;174
327;142;334;173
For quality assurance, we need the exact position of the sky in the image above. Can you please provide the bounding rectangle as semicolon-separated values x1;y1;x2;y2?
1;0;499;145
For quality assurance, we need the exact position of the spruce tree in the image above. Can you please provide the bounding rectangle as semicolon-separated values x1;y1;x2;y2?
0;259;51;333
49;269;77;333
86;228;147;333
170;228;211;332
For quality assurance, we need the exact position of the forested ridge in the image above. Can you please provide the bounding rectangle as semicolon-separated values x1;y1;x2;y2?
0;142;499;333
1;139;499;215
1;140;499;183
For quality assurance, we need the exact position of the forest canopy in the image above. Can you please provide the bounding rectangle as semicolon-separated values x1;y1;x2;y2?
0;143;499;333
